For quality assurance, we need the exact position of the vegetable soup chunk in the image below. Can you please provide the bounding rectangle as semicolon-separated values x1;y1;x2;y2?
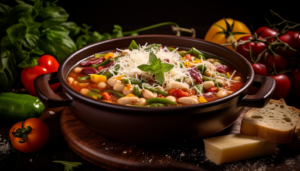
67;40;244;107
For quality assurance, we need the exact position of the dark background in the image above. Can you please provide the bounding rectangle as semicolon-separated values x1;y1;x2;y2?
57;0;300;38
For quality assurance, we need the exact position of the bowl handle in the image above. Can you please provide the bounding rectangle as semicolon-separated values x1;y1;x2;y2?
238;75;276;108
34;72;73;108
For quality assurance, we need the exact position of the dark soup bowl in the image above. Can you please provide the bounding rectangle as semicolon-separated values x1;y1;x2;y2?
35;35;275;143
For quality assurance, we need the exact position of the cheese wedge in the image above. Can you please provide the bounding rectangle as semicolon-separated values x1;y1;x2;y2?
203;134;276;165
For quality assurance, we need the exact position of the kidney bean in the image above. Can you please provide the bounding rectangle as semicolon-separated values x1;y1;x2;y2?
80;57;105;66
216;65;227;73
189;66;202;84
81;67;98;75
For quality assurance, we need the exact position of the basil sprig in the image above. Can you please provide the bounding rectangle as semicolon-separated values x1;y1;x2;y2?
137;52;174;84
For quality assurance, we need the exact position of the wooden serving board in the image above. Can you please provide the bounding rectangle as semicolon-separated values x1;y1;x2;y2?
60;107;300;171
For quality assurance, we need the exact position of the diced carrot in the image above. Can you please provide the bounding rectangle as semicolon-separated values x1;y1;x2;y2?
102;92;112;100
207;86;218;92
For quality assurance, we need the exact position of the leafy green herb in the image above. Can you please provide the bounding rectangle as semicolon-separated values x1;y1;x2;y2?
137;52;174;84
53;161;82;171
128;40;139;50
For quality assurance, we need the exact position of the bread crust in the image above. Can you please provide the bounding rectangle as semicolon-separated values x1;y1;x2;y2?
240;99;300;144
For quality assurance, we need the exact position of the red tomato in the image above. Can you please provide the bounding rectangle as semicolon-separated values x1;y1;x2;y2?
236;35;267;63
269;73;291;99
21;55;60;96
288;68;300;97
207;86;218;92
252;63;267;76
277;31;298;57
9;118;49;153
264;53;287;73
168;89;194;98
255;26;278;43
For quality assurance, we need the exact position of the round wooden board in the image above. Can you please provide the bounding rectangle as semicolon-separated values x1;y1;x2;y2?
62;107;295;171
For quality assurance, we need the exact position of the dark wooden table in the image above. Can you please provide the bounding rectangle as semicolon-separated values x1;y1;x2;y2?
0;91;300;171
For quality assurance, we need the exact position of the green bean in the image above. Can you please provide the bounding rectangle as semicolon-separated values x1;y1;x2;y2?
144;44;162;52
90;89;100;93
78;75;90;82
112;55;124;61
101;71;113;79
193;84;204;94
86;91;103;99
167;47;176;51
144;87;168;96
122;78;142;88
197;64;207;74
133;86;142;97
146;103;165;107
146;98;177;105
94;53;106;58
91;58;112;68
104;90;125;98
202;76;215;82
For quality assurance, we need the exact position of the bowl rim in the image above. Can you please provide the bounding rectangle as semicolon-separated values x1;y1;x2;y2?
58;34;254;113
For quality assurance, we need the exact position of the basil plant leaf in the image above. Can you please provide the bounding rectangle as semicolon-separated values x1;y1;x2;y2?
137;64;150;71
155;71;165;84
128;40;139;50
148;52;158;66
112;24;123;38
90;31;103;43
18;56;39;68
39;26;77;63
38;6;69;22
160;63;174;72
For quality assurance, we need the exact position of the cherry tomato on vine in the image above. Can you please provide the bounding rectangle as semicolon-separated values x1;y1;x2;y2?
264;53;287;73
269;73;291;99
255;26;278;43
252;63;267;76
21;55;60;96
277;30;299;57
236;35;267;63
9;118;49;153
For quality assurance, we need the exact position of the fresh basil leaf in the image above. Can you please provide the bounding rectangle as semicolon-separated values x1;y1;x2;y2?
148;52;158;66
53;161;82;171
130;32;138;36
128;40;138;50
60;22;81;37
90;31;103;43
18;56;39;68
19;17;41;49
112;24;123;38
0;48;9;72
155;71;165;84
137;64;150;71
0;47;18;90
160;63;174;72
38;6;69;22
101;32;112;41
0;3;12;28
75;34;90;49
39;26;77;63
6;23;27;44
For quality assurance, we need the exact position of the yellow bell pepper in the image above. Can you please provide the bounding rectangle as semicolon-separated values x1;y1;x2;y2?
104;53;114;59
227;72;231;78
90;75;107;83
125;94;135;97
115;75;125;81
198;96;207;103
184;61;194;68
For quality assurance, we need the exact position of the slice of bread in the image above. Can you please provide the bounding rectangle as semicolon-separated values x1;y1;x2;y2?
282;117;300;149
240;99;300;144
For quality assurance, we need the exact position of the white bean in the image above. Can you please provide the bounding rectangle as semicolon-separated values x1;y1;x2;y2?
142;89;156;99
123;88;133;95
107;78;121;87
204;70;216;77
216;90;228;98
166;96;176;102
117;97;139;105
138;98;147;106
203;81;214;90
185;78;196;85
80;88;90;95
113;82;125;92
213;62;221;66
74;67;83;73
73;80;78;85
168;81;189;90
178;97;199;105
67;77;74;84
215;79;224;87
189;95;198;100
98;82;107;89
233;76;242;81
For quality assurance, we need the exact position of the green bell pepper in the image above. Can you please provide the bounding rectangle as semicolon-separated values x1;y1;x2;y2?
0;93;45;120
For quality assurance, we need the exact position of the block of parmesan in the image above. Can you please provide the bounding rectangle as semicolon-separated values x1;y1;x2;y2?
203;134;276;165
